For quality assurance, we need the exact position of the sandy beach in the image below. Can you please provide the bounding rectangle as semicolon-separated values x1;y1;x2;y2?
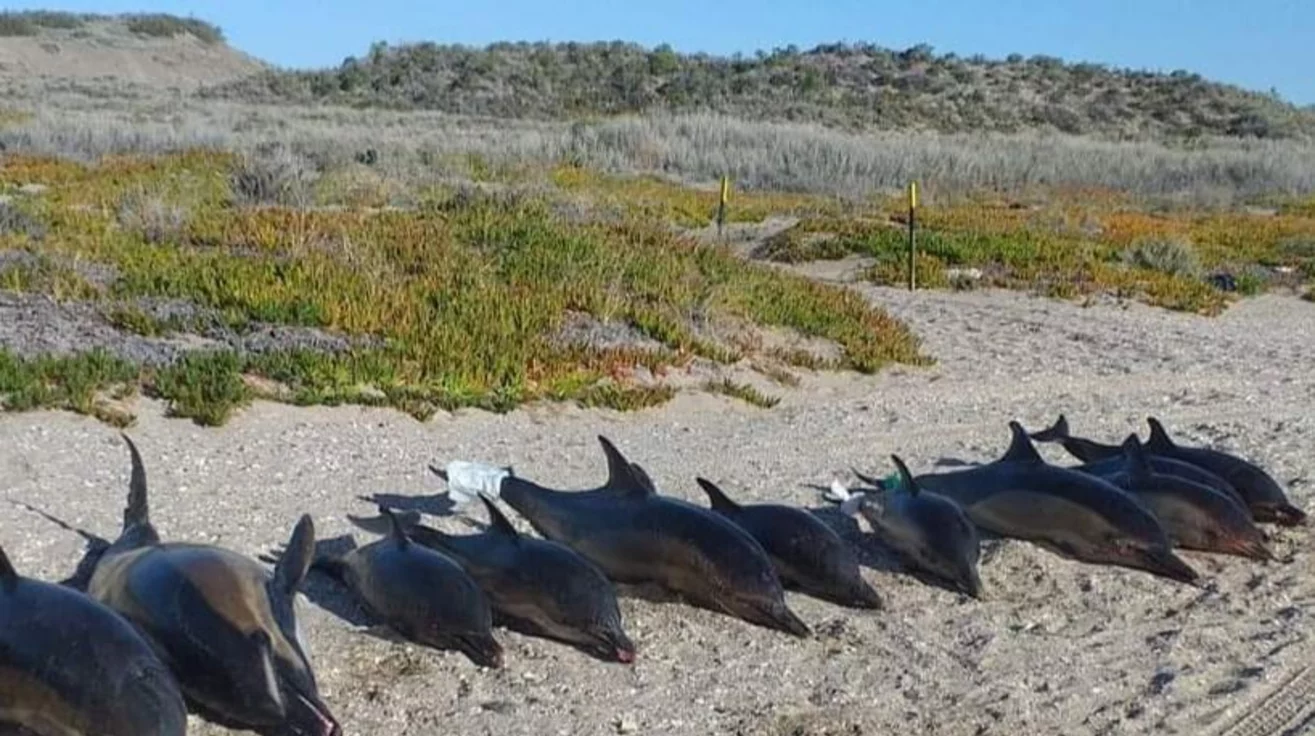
3;284;1312;736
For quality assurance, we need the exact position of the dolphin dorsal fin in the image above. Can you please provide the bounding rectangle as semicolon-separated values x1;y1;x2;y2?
696;478;741;512
1145;417;1176;451
0;544;16;592
888;455;921;497
272;514;316;596
478;494;520;540
381;506;412;550
1120;434;1152;483
120;433;151;532
1029;414;1071;442
596;436;652;497
1002;421;1045;464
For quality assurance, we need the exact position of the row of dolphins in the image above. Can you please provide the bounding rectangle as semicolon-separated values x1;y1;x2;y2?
0;413;1304;735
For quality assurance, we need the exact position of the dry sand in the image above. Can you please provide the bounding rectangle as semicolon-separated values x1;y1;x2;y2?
2;285;1313;736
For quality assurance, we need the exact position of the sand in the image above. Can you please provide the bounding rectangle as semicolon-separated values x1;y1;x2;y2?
2;285;1312;736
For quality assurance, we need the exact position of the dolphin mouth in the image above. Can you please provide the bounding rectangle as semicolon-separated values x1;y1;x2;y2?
1254;502;1307;527
758;601;811;638
284;691;341;736
1221;534;1275;562
450;633;504;669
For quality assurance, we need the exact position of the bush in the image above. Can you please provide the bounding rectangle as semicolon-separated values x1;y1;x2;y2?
0;13;37;36
117;189;188;245
0;201;46;240
124;13;224;44
228;145;319;207
1123;236;1201;277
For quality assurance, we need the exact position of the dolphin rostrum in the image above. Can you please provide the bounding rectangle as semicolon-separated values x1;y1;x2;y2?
86;434;341;736
1;540;189;736
435;435;811;638
1099;434;1273;561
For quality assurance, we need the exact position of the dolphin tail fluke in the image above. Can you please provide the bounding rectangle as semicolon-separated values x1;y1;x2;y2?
1028;414;1071;443
437;460;510;505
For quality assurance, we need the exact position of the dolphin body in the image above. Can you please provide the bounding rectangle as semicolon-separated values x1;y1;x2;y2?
1031;414;1305;526
436;435;811;638
85;434;341;736
826;454;983;598
1097;434;1273;561
1030;414;1245;505
348;495;636;664
315;507;503;668
1;540;188;736
695;477;883;609
891;422;1200;585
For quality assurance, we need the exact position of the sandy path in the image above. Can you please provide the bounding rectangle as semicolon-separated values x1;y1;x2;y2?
2;286;1313;736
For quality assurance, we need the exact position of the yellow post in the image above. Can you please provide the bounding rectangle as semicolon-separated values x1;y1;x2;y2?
907;181;919;291
717;175;730;240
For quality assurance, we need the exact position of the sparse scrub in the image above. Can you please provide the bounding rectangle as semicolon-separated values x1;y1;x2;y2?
202;40;1315;142
0;201;47;241
1122;236;1201;277
117;187;189;244
703;377;781;408
0;347;138;415
228;144;319;207
124;13;224;44
149;350;251;425
0;13;37;36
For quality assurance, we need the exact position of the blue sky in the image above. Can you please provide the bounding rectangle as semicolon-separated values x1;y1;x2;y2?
15;0;1315;105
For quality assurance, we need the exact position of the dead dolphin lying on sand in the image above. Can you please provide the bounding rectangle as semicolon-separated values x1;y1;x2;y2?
1141;417;1306;527
1030;414;1306;526
825;455;983;598
1099;434;1273;561
86;434;341;736
435;435;811;638
348;495;636;664
695;477;883;609
1030;414;1245;506
315;506;503;668
1;540;189;736
893;422;1201;585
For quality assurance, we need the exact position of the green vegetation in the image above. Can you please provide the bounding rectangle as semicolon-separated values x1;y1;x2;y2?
755;192;1315;314
123;13;224;43
704;378;781;408
0;151;925;427
203;40;1315;141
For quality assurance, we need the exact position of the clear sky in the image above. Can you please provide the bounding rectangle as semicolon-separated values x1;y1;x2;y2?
14;0;1315;105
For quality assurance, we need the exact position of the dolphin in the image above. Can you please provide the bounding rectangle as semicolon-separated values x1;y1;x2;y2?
1;540;188;736
1142;417;1306;527
435;435;811;638
825;455;983;598
695;477;883;609
1099;434;1273;561
314;506;502;668
347;495;636;664
85;433;341;736
897;422;1200;585
1029;414;1245;505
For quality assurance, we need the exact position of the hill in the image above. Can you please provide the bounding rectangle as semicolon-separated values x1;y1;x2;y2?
201;40;1315;141
0;11;265;91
